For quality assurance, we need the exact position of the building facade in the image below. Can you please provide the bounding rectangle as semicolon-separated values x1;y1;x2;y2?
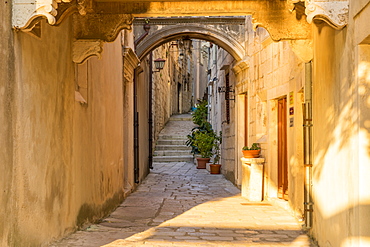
2;1;370;246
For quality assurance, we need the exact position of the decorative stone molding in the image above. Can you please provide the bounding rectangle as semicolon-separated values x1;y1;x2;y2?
12;0;72;31
288;39;313;63
232;59;250;75
73;13;133;42
72;39;103;64
305;0;349;29
122;47;140;82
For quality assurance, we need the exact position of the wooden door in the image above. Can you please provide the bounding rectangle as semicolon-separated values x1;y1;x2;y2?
278;98;288;200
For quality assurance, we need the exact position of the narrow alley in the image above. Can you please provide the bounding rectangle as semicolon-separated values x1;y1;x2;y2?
50;115;314;247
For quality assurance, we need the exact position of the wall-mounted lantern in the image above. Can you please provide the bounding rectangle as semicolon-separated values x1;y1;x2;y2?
153;58;166;72
183;37;192;50
218;85;235;101
178;53;184;60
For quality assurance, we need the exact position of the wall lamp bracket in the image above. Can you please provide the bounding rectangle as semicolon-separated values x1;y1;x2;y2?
218;86;235;101
153;58;166;72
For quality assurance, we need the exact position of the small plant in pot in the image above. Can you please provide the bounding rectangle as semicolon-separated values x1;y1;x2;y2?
210;131;222;174
242;143;261;158
193;130;215;169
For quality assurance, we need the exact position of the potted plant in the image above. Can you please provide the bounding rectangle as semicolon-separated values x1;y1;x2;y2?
210;131;222;174
186;121;213;157
242;143;261;158
193;130;215;169
191;99;208;126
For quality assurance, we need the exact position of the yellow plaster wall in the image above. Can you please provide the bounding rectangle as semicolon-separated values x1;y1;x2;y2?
3;17;127;246
310;2;370;246
0;1;15;246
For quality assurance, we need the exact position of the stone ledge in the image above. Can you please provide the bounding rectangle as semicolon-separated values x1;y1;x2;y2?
241;157;265;164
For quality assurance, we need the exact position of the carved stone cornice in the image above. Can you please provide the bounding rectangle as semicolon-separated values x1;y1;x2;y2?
72;39;103;64
232;59;250;75
12;0;74;31
122;47;140;82
73;13;133;42
123;47;140;69
305;0;349;29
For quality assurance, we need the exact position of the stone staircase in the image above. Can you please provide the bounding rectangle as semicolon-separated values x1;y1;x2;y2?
153;114;194;163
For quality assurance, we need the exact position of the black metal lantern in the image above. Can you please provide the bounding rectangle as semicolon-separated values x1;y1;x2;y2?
154;58;166;71
178;52;184;60
183;37;192;50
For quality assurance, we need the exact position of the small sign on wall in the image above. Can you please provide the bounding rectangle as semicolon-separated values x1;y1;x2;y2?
290;117;294;127
289;107;294;116
289;91;294;105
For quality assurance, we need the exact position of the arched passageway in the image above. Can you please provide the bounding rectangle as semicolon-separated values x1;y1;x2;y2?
134;17;246;61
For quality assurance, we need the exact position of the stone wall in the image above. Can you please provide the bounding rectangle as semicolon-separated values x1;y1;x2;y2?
231;17;305;218
0;17;133;246
0;1;15;245
310;2;370;245
152;43;173;141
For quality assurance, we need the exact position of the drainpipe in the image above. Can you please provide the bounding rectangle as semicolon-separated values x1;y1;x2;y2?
133;22;152;178
303;61;313;228
148;52;154;169
133;69;140;183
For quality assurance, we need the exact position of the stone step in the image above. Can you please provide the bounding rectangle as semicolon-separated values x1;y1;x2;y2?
154;150;191;156
169;114;192;121
155;145;191;151
158;135;188;140
169;117;192;121
156;139;187;145
153;155;194;163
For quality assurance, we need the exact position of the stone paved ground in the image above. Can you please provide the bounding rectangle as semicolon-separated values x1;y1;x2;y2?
50;162;315;247
49;114;315;247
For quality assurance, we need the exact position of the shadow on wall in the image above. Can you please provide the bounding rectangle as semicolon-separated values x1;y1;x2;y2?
315;203;370;246
311;28;370;246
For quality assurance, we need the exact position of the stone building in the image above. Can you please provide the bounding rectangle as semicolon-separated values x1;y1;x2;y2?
208;14;306;220
207;3;370;246
1;1;370;247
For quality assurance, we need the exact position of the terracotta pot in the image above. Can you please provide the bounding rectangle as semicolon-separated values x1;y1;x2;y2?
196;157;210;169
210;164;221;174
242;150;260;158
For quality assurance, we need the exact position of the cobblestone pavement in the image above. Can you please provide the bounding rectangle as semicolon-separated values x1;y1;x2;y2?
50;162;315;247
50;114;315;247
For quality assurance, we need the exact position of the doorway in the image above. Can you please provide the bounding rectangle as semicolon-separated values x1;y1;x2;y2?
277;97;288;200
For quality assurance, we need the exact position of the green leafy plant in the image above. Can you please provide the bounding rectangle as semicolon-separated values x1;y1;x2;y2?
212;131;222;164
187;99;213;156
193;130;215;158
192;99;208;126
242;143;261;151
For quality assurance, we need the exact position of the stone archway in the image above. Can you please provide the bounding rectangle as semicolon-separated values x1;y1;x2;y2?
12;0;349;64
134;18;246;61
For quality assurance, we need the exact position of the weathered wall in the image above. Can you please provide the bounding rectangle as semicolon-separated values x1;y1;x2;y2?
0;1;15;246
72;34;126;230
310;1;370;245
152;44;172;141
137;57;150;181
1;16;129;246
192;40;209;104
213;47;237;182
232;17;305;217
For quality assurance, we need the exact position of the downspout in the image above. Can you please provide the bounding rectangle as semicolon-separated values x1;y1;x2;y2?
148;52;154;169
133;22;153;176
303;61;313;228
133;69;140;183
